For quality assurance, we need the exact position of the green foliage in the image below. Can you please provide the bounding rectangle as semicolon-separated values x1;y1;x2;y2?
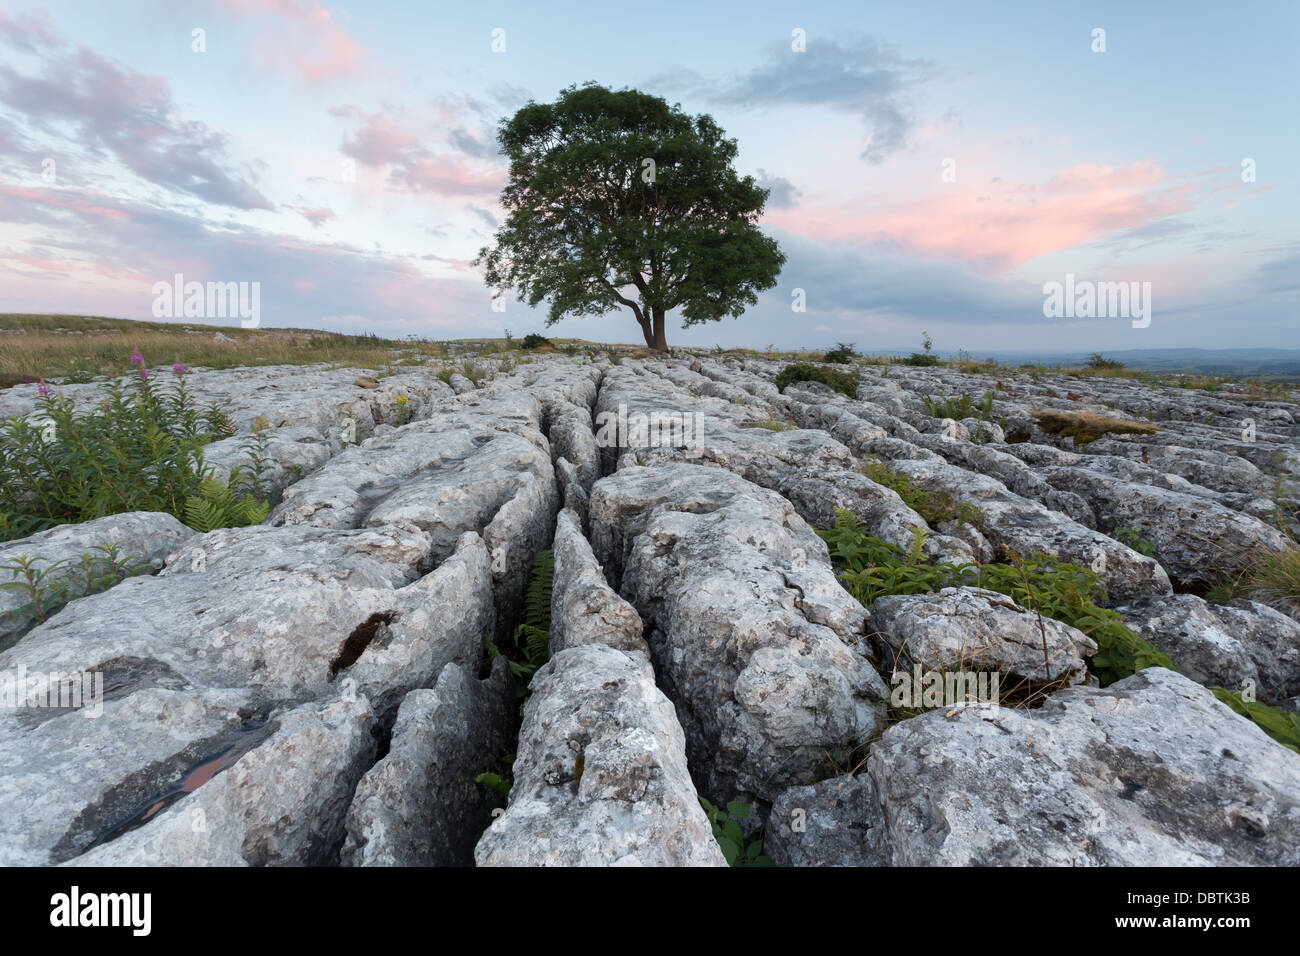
474;772;513;798
485;549;554;713
774;363;859;397
923;390;994;422
747;417;796;432
901;330;941;365
1212;688;1300;753
518;333;552;350
860;460;984;528
0;543;144;648
1086;353;1126;370
475;83;785;349
61;356;98;384
0;365;249;542
183;477;270;533
822;342;856;364
901;353;942;367
818;509;1175;686
1112;526;1156;557
699;797;772;867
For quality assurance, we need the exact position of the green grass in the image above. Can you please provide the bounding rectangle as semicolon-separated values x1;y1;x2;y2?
923;390;994;421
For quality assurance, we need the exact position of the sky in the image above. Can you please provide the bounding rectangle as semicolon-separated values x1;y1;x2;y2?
0;0;1296;352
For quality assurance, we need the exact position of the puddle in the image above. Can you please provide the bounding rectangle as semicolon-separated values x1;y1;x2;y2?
52;717;275;862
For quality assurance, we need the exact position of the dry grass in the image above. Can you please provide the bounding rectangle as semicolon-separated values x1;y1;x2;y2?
0;314;458;382
1032;408;1158;444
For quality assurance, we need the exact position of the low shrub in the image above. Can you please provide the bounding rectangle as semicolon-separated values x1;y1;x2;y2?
0;359;263;542
774;363;858;397
923;391;994;421
818;510;1172;685
822;342;856;364
485;549;553;714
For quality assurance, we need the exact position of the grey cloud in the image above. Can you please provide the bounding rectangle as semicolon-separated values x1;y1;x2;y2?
657;36;936;164
0;41;272;210
754;170;801;209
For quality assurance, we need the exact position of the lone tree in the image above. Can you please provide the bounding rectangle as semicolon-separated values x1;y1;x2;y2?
475;84;785;351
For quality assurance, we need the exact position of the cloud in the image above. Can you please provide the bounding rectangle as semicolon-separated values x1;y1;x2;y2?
754;170;800;209
765;162;1199;271
466;204;498;229
293;206;336;227
660;36;936;164
0;183;493;331
332;105;505;196
0;32;272;210
0;8;60;53
449;127;499;159
214;0;364;83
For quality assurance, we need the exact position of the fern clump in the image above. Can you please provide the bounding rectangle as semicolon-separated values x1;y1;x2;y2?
485;549;553;713
818;510;1172;685
184;477;270;533
860;460;984;529
818;510;1300;750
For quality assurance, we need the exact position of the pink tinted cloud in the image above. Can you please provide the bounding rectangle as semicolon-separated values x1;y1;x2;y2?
766;162;1199;271
332;105;505;197
217;0;363;82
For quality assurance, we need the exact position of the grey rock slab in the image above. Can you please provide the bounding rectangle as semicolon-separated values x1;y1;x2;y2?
1115;594;1300;702
594;463;889;800
550;508;647;658
771;668;1300;866
870;586;1097;686
475;643;725;867
868;667;1300;865
69;693;377;866
0;512;195;648
341;659;515;867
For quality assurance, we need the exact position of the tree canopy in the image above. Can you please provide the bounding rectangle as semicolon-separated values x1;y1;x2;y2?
475;84;785;350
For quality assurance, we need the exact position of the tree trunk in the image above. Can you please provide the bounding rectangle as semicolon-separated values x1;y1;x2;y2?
638;315;654;348
650;307;668;351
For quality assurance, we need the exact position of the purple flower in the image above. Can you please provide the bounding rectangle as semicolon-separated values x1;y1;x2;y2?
129;351;145;367
139;367;149;381
37;379;51;397
172;362;186;377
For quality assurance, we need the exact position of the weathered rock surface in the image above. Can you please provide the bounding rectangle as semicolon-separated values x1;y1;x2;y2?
871;586;1097;687
1116;594;1300;702
341;659;515;867
3;351;1299;868
592;463;889;800
550;508;646;658
70;694;377;866
767;668;1300;866
0;512;195;648
475;642;724;867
